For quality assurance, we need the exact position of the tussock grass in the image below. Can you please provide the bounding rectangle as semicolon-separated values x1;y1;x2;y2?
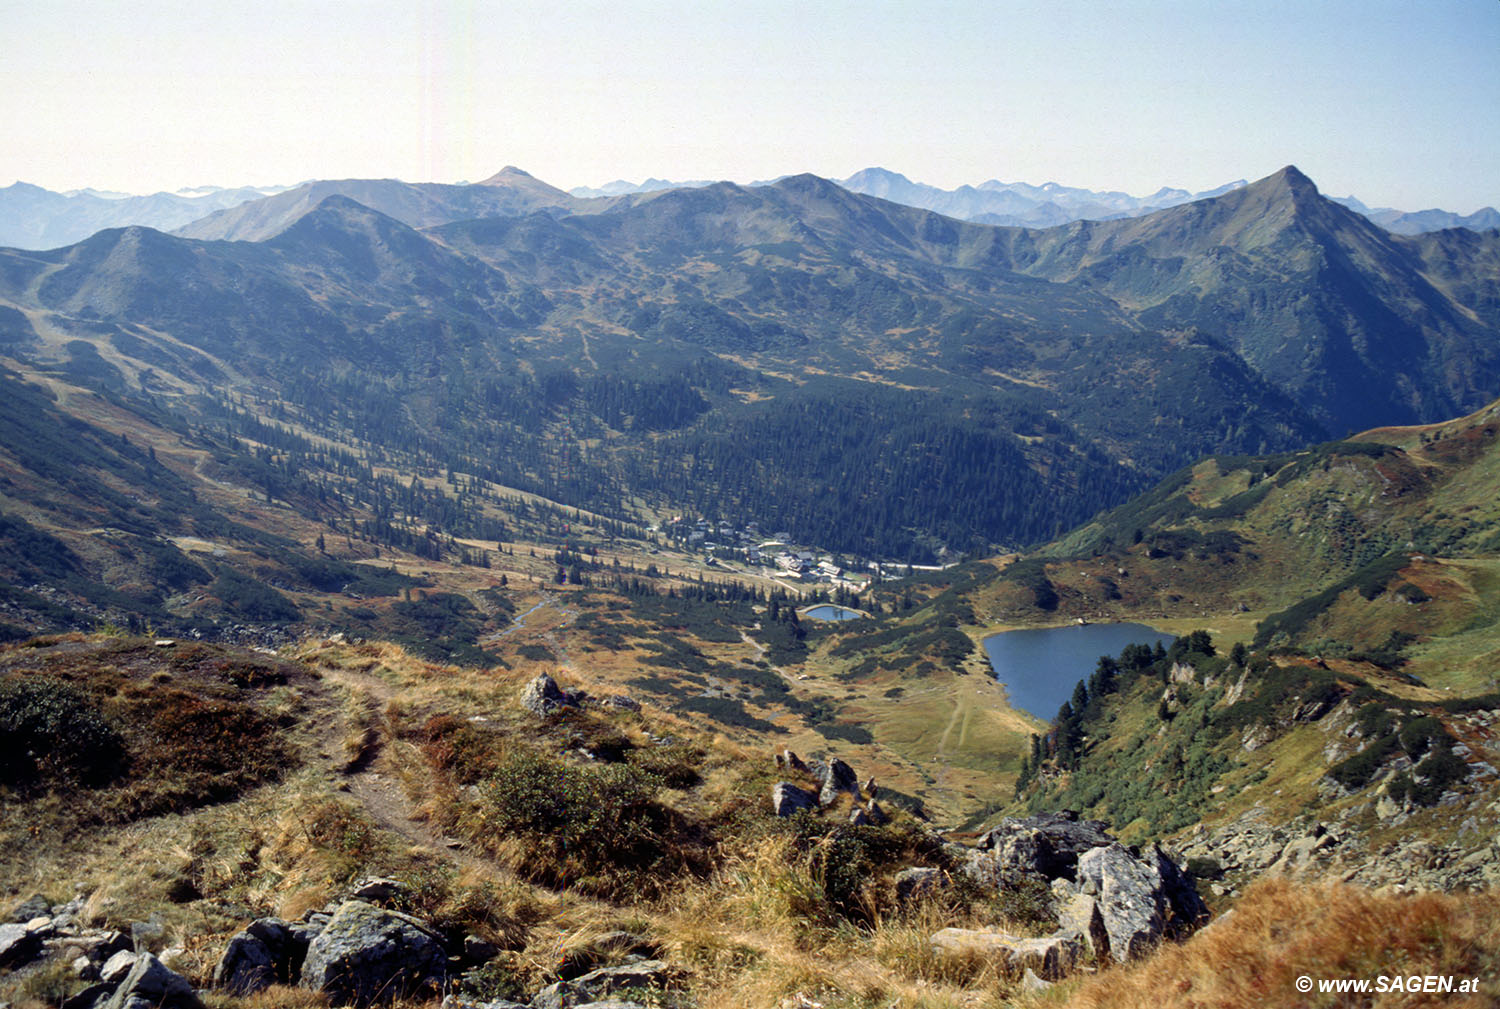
1062;876;1500;1009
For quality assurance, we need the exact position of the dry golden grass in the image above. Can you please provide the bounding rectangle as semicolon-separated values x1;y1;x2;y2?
1061;876;1500;1009
637;834;1029;1009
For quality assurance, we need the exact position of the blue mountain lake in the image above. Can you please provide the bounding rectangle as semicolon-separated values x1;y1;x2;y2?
803;604;864;621
983;622;1171;719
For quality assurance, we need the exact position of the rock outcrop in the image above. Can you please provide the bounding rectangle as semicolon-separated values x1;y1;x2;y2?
214;917;307;996
0;918;48;969
99;953;203;1009
299;901;446;1006
956;813;1208;965
771;782;818;816
929;928;1082;980
818;759;860;806
521;674;581;717
531;959;675;1009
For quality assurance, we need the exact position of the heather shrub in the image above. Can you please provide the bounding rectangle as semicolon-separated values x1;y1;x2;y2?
0;677;125;790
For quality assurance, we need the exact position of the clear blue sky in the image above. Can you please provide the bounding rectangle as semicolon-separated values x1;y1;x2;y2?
3;0;1497;211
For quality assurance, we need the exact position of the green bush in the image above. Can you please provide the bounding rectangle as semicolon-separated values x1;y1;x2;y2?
0;678;125;789
813;722;874;745
1327;734;1400;791
473;749;682;894
1398;716;1448;759
211;568;301;623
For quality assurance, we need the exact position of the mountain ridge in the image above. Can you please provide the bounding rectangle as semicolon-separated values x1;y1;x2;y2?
0;165;1496;562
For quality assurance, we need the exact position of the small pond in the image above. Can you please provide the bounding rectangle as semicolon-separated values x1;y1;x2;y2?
983;622;1170;719
803;604;864;621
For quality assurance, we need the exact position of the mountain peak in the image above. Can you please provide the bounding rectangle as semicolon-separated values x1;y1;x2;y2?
473;166;571;201
1228;165;1326;218
478;166;535;184
843;167;913;185
1271;165;1319;195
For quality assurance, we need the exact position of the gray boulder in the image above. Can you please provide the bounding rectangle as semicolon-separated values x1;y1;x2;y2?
9;894;51;923
818;759;860;806
1051;892;1109;958
976;811;1112;881
99;950;138;984
0;921;43;969
299;900;446;1006
521;674;578;716
214;917;305;995
99;953;203;1009
929;928;1082;980
771;782;818;817
1076;843;1178;961
533;960;673;1009
894;867;942;905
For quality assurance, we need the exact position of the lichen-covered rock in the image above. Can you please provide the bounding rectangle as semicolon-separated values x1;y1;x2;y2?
99;952;203;1009
976;811;1112;880
298;901;446;1006
214;917;306;996
771;782;818;816
521;674;578;716
1051;892;1109;958
99;950;138;984
0;921;43;969
818;759;859;806
929;928;1082;980
1076;843;1168;961
532;960;674;1009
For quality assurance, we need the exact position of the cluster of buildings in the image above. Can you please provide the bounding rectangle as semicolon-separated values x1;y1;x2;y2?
652;516;873;589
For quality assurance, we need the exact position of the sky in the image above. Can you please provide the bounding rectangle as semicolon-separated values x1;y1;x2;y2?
3;0;1498;212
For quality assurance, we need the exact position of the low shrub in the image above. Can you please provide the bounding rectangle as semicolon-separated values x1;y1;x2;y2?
470;749;691;895
0;677;125;790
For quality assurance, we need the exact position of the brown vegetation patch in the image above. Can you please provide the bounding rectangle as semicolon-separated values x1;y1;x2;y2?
1064;876;1500;1009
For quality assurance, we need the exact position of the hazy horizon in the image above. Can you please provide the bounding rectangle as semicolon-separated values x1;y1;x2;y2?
4;0;1498;213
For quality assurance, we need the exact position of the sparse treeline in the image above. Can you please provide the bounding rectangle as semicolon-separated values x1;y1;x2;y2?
196;392;654;565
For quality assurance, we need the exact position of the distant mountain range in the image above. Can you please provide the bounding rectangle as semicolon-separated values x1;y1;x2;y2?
835;168;1250;228
3;165;1494;252
174;167;581;242
1;163;1497;565
571;167;1500;235
0;181;291;249
1328;194;1500;236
